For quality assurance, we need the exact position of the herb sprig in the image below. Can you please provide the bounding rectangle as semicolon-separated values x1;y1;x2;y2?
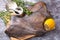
0;11;11;25
0;0;34;25
12;0;34;15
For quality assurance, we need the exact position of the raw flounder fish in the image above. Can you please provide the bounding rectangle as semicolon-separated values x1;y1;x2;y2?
5;1;55;40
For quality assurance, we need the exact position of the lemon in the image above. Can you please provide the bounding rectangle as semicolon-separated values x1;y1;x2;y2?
44;18;55;31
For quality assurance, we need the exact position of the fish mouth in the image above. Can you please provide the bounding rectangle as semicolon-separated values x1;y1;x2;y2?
5;29;11;37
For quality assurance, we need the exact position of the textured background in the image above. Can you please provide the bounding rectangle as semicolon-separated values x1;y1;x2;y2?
0;0;60;40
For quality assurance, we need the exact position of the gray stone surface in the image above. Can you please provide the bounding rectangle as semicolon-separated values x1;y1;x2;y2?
0;18;10;40
0;0;10;40
0;0;7;11
0;0;60;40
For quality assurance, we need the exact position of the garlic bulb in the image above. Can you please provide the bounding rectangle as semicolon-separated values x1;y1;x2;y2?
10;7;23;16
6;2;18;10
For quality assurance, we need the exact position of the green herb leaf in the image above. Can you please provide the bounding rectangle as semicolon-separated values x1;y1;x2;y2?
0;11;11;25
12;0;34;15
